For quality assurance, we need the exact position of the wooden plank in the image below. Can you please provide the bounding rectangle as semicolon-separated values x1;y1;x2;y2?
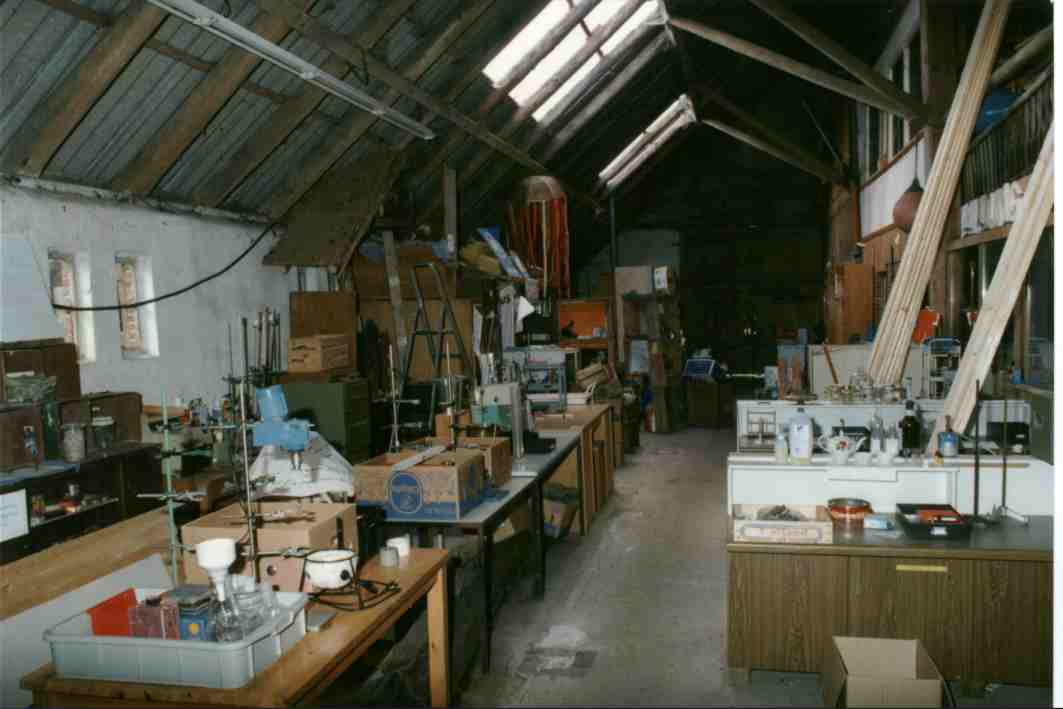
0;508;174;621
749;0;925;121
868;0;1011;387
109;11;292;195
930;122;1052;440
701;117;839;183
188;0;413;207
406;0;585;191
1;1;166;176
255;0;551;175
990;25;1052;88
261;0;495;221
671;16;912;117
427;565;451;707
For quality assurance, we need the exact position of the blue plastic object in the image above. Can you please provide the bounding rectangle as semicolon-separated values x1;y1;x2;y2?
253;386;311;452
256;385;289;420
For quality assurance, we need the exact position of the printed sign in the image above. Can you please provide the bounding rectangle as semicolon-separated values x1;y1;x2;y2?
0;489;29;542
388;472;424;515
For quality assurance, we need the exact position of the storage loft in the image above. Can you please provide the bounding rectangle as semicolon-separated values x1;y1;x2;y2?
0;0;1056;707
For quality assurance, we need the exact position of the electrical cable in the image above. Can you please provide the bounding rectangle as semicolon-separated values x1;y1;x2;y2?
51;222;279;312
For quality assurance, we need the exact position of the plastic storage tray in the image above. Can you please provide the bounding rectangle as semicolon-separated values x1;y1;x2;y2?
44;588;308;689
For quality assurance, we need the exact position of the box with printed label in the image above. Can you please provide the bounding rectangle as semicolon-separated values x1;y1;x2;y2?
424;436;512;488
355;448;486;520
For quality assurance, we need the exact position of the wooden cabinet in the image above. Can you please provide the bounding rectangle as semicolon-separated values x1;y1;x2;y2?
727;519;1053;685
1;340;81;401
825;263;873;345
848;557;975;679
728;552;848;673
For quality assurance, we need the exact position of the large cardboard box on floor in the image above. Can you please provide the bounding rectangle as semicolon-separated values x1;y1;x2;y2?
181;502;356;592
425;436;513;488
822;637;943;707
355;448;486;520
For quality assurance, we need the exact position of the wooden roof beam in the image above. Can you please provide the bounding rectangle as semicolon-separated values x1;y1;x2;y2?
700;116;838;183
263;0;497;221
670;16;914;118
2;1;166;176
190;1;413;207
691;80;844;184
748;0;926;121
254;0;551;176
109;10;293;195
405;0;597;191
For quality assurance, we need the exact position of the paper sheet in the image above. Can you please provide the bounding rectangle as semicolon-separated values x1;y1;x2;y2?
628;339;650;374
500;285;516;348
0;489;28;543
250;433;356;498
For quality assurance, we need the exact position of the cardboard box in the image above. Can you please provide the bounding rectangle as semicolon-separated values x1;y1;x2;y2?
822;637;943;707
543;499;577;538
494;502;532;543
288;334;350;372
181;502;356;592
355;448;486;520
426;436;512;488
732;505;833;544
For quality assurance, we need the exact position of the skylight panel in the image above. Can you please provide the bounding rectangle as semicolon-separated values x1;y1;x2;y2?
599;94;695;189
602;2;658;54
511;26;587;105
483;0;569;86
533;55;600;121
583;0;628;32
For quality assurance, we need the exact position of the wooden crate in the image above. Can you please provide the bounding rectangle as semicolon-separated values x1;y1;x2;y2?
732;505;833;544
288;334;350;373
354;447;486;520
289;291;358;373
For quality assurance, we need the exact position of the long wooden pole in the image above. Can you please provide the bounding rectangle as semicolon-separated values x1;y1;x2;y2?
868;0;1011;386
929;123;1053;446
701;117;839;183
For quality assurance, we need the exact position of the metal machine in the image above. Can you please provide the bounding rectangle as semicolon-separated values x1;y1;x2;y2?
502;346;569;411
253;385;312;469
472;381;528;458
922;337;962;399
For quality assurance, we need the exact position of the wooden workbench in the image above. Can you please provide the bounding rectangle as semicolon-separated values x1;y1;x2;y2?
727;517;1052;686
535;404;617;533
23;549;452;708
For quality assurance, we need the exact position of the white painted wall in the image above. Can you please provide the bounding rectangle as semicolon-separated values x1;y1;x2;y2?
859;134;931;236
0;185;294;405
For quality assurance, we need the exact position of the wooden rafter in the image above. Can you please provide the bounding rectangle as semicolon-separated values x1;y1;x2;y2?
109;11;292;195
700;117;838;183
1;1;166;176
748;0;925;121
261;0;497;221
693;80;844;184
406;0;595;192
670;16;913;118
189;1;413;207
254;0;552;176
868;0;1011;386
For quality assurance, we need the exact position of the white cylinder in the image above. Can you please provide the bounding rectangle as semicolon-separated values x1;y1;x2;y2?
386;535;411;557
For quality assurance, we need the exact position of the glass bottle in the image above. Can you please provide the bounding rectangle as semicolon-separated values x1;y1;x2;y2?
899;400;922;455
869;411;884;457
209;576;245;642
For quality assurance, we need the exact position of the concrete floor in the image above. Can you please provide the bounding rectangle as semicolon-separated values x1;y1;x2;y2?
458;427;1052;707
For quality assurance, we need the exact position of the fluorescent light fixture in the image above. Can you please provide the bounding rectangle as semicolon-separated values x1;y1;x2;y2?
146;0;435;140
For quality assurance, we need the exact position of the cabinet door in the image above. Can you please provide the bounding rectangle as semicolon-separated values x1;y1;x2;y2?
971;560;1052;685
848;556;974;679
728;552;848;672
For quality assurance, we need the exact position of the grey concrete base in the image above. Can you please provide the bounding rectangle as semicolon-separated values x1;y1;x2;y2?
458;428;1052;708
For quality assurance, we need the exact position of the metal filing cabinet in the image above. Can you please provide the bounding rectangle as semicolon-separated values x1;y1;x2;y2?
281;378;372;464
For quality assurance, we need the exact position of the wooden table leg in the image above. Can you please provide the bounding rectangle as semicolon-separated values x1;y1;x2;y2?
532;481;546;599
428;564;451;708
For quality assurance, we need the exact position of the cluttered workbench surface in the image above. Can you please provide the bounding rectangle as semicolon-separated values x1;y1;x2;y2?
728;515;1052;561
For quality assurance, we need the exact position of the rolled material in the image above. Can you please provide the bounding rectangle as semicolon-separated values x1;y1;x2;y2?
379;546;400;567
386;535;411;557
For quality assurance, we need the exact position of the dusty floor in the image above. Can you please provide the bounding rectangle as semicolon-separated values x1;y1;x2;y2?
458;427;1052;707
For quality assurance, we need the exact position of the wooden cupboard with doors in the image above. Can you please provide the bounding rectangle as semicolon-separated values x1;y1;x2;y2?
727;517;1052;685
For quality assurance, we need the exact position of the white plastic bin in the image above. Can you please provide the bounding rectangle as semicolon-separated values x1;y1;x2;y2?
44;588;308;689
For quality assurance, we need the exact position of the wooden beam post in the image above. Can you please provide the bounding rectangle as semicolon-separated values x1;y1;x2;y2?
670;16;913;118
254;0;551;175
262;0;496;220
868;0;1011;386
700;117;839;183
930;123;1052;442
189;1;414;207
990;25;1053;88
1;1;166;176
748;0;926;121
110;10;293;195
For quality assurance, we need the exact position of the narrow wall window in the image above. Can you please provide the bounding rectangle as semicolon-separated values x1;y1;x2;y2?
115;253;159;359
48;250;96;362
892;57;905;155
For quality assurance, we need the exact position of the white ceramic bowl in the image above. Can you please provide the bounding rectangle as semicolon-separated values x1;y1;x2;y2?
304;549;358;590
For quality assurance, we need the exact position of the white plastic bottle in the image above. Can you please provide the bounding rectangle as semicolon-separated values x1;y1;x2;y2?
788;408;814;464
774;431;789;463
